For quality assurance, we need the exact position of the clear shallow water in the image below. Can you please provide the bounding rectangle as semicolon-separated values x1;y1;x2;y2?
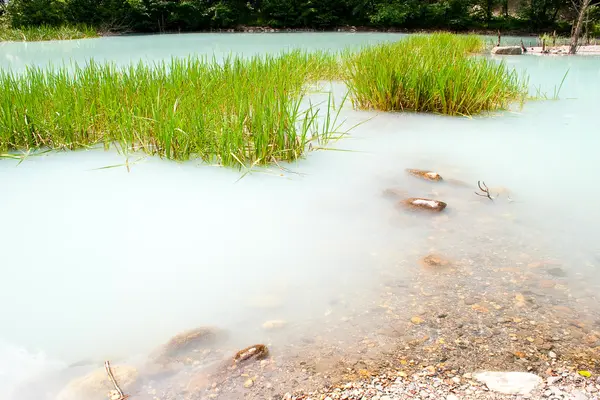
1;34;600;400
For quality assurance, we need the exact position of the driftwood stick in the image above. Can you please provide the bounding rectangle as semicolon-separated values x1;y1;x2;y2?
475;181;495;201
105;361;128;400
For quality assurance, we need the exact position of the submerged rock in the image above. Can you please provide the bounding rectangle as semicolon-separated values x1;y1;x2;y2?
401;198;447;212
406;168;443;182
420;254;450;268
233;344;269;365
262;319;287;330
56;365;138;400
491;46;523;55
152;326;226;365
474;371;542;395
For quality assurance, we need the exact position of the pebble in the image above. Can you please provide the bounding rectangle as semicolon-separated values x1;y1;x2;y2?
262;320;287;330
244;379;253;388
570;390;589;400
549;351;557;358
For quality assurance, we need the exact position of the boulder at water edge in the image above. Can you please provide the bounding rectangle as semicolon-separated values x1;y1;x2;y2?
491;46;523;55
474;371;542;395
405;168;443;181
401;198;447;212
56;365;138;400
151;326;226;365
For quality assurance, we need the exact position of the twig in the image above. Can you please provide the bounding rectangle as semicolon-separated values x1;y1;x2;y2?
104;361;129;400
475;181;495;201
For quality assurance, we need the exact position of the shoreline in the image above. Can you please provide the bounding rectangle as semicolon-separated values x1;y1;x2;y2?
525;44;600;55
2;25;591;44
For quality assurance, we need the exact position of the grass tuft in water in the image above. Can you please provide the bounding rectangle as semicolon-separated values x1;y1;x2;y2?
0;24;98;42
343;33;528;116
0;50;346;167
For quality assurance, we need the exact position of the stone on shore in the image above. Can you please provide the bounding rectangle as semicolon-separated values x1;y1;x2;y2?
473;371;542;395
401;198;447;212
56;365;138;400
405;168;443;181
491;46;523;55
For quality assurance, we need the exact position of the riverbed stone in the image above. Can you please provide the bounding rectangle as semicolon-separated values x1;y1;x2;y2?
262;319;288;330
152;326;226;365
401;198;447;212
473;371;542;395
491;46;523;55
420;254;450;268
56;365;138;400
233;344;269;364
405;168;443;181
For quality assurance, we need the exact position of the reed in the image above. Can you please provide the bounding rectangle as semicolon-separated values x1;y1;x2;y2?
0;50;345;167
343;33;528;116
0;24;98;42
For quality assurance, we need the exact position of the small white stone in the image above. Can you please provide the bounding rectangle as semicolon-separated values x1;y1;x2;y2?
474;371;542;395
262;319;287;330
549;351;557;358
446;395;459;400
570;390;589;400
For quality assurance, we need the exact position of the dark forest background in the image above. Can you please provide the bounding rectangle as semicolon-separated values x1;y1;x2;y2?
1;0;599;36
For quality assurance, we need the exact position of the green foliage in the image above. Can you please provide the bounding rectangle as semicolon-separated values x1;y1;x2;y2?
64;0;133;30
343;33;527;116
7;0;67;27
0;23;98;41
2;0;600;40
0;50;344;167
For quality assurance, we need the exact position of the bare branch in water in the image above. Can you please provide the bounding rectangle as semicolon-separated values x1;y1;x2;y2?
104;361;130;400
475;181;495;201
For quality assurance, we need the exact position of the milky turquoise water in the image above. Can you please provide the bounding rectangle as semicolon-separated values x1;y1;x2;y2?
1;33;599;400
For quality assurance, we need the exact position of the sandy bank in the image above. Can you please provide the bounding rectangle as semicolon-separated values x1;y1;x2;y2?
526;45;600;55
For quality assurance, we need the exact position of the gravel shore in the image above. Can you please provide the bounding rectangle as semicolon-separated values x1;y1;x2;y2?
283;368;599;400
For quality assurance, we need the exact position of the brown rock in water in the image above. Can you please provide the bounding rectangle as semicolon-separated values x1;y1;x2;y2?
406;168;443;181
152;326;225;365
491;46;523;55
401;198;447;212
56;365;138;400
233;344;269;365
420;254;450;268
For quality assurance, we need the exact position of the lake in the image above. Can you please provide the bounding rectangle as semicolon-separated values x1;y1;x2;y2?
1;33;599;400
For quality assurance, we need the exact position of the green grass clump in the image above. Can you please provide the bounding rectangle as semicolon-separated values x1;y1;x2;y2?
0;24;98;42
343;33;527;116
0;50;343;167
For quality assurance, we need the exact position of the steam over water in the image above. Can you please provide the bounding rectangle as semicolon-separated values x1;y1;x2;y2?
1;34;599;400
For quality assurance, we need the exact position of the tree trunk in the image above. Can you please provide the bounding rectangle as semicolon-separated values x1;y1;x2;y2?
569;0;592;54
